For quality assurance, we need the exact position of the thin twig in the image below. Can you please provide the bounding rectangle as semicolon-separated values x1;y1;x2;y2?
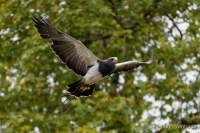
167;15;183;40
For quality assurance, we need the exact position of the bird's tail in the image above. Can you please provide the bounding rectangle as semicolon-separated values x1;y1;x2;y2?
68;80;95;97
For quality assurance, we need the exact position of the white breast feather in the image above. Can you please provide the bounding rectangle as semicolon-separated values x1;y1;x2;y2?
84;63;103;85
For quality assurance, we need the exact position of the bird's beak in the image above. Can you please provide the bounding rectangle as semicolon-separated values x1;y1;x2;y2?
113;57;118;63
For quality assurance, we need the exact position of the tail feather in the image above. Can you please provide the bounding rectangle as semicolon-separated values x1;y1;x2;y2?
68;80;82;90
68;80;95;97
68;80;82;96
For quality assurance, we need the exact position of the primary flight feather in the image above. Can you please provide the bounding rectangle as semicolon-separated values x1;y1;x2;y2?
33;15;151;97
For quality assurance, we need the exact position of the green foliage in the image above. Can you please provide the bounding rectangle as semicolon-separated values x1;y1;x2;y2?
0;0;200;132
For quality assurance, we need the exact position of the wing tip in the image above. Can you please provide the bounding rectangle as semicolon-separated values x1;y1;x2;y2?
32;14;52;39
32;14;49;27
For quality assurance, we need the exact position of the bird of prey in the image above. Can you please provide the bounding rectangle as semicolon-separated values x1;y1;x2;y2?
33;15;151;97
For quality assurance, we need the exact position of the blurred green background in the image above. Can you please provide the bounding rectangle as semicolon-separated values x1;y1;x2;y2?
0;0;200;132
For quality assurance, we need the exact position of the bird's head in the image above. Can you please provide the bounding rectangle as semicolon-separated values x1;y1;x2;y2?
107;57;118;64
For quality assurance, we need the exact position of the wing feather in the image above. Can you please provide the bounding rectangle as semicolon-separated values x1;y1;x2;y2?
33;15;98;75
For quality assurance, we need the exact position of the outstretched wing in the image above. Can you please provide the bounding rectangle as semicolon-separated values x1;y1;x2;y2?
114;60;152;72
33;15;98;76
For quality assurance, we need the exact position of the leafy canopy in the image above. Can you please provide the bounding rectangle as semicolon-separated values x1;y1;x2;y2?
0;0;200;132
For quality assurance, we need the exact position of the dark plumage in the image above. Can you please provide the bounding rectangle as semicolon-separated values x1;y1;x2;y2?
98;59;116;76
33;15;98;76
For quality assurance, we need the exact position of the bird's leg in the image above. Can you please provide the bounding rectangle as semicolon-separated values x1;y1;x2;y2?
80;84;89;92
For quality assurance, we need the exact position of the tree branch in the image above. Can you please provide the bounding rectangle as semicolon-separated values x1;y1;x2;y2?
106;0;138;30
180;112;200;125
167;15;183;40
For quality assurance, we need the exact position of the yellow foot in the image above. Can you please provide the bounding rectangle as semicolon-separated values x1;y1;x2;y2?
80;84;89;92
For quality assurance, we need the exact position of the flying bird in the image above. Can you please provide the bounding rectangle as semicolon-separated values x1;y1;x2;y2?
33;15;151;97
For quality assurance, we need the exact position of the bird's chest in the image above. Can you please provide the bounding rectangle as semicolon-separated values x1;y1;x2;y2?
84;63;103;85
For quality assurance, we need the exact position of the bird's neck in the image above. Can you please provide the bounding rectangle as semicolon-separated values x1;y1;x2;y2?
98;60;115;76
